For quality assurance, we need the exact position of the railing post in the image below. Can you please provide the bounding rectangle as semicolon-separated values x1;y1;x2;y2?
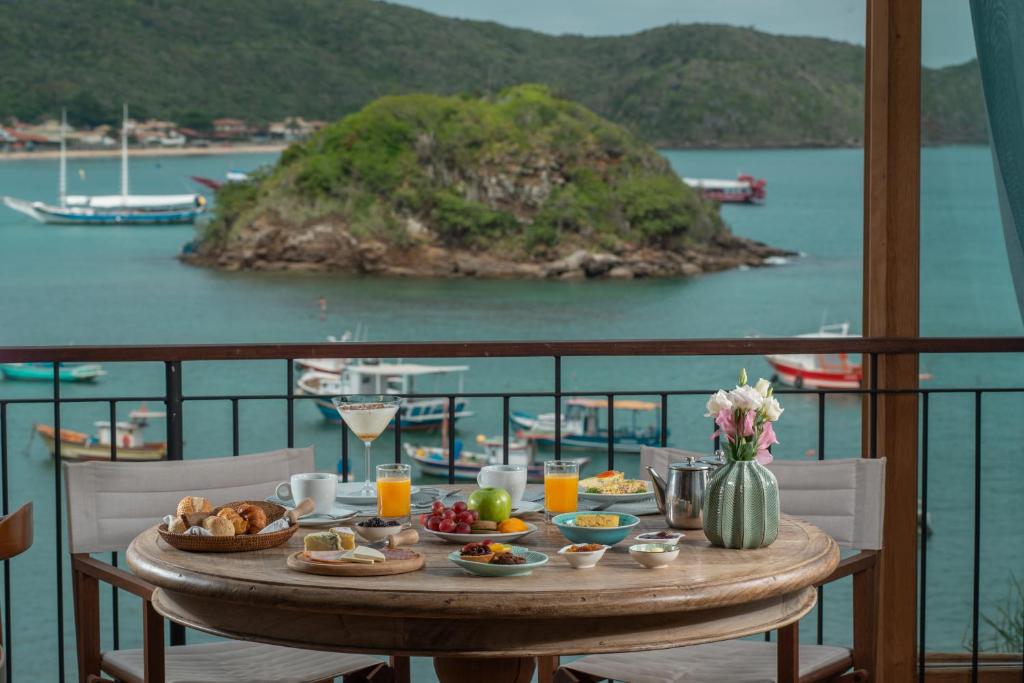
864;0;922;678
163;361;186;647
164;361;184;461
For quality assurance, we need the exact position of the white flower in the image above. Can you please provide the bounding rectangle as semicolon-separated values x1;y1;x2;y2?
754;378;772;397
729;385;764;411
704;390;733;417
763;395;784;421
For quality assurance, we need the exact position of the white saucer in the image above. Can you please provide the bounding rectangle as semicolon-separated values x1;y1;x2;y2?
509;500;544;516
296;505;359;527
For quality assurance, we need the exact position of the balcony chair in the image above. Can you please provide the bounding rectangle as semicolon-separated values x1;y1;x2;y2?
0;502;33;681
554;449;885;683
65;447;396;683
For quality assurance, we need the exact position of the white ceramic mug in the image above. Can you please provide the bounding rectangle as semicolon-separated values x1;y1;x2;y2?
276;473;337;515
476;464;527;505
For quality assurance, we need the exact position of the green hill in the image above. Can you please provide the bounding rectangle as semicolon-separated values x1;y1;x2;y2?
189;86;787;279
0;0;985;147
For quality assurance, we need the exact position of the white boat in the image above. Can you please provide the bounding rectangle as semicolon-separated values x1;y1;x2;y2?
2;105;207;225
764;323;863;389
296;362;472;430
33;407;167;461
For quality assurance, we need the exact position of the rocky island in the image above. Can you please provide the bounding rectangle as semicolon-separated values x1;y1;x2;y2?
186;85;792;279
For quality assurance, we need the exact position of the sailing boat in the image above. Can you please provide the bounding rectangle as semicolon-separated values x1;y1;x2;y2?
2;105;207;225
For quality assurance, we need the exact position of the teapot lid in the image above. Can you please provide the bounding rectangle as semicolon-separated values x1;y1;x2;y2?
669;456;712;471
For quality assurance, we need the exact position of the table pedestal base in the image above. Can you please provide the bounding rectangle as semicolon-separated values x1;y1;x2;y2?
434;656;535;683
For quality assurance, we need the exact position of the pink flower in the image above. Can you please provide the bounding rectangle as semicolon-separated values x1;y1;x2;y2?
739;410;755;437
713;409;736;442
755;421;779;465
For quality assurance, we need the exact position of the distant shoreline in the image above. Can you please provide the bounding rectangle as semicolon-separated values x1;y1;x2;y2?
0;143;288;162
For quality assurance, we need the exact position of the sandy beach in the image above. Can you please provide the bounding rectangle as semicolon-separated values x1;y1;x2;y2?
0;143;287;162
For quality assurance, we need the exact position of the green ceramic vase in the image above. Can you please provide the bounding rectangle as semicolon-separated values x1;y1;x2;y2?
702;459;780;549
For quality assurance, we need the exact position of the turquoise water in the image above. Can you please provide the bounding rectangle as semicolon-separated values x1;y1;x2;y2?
0;147;1021;680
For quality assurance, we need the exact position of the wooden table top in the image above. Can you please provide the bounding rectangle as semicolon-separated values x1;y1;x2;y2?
128;496;838;621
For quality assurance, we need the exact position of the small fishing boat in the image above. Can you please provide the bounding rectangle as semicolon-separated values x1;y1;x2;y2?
511;397;665;454
405;436;590;482
764;323;862;389
190;170;249;191
2;106;207;226
296;362;472;430
682;174;767;204
0;362;105;382
33;407;166;461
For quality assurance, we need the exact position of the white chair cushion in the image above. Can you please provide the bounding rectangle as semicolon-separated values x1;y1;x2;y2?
565;640;852;683
102;640;383;683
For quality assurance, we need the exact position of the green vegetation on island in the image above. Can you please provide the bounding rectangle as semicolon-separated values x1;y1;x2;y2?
0;0;985;147
190;86;786;279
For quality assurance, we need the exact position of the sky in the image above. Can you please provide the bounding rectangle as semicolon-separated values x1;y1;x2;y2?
389;0;977;68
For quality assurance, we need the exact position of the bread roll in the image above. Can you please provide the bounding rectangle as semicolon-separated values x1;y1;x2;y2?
235;503;268;534
216;508;248;535
176;496;213;516
202;515;235;537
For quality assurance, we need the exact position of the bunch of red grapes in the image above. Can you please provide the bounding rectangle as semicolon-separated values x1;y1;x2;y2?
419;500;477;534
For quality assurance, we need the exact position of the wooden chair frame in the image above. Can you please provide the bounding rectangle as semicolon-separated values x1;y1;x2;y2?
0;503;33;679
549;549;877;683
71;552;395;683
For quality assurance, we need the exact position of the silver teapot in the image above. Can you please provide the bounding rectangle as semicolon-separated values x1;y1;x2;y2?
647;453;725;529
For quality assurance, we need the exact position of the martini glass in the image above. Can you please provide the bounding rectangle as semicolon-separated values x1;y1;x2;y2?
331;395;402;497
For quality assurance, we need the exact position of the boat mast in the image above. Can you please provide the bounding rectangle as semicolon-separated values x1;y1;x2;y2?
120;103;129;198
59;108;67;207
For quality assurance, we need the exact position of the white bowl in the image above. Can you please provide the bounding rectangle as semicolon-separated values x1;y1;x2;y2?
354;522;404;543
635;530;685;545
557;544;610;569
628;543;680;569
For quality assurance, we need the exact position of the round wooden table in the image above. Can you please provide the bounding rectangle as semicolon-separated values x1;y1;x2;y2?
128;502;837;683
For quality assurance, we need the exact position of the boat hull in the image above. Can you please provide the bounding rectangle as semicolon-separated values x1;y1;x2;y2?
0;363;105;382
3;196;203;225
510;411;662;454
765;356;862;390
35;425;166;461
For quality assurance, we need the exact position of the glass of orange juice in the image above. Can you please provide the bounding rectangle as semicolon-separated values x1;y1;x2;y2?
544;460;579;519
376;463;411;519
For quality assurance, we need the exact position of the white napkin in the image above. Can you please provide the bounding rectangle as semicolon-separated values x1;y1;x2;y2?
259;517;290;534
162;515;212;536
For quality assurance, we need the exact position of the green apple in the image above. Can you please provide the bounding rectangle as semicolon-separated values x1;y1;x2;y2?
468;487;512;523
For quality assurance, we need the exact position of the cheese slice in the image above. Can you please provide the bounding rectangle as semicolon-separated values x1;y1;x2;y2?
330;526;357;551
348;545;386;562
305;550;348;563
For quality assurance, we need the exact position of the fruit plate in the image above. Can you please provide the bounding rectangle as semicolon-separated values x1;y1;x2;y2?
578;482;654;504
422;521;537;545
448;545;549;577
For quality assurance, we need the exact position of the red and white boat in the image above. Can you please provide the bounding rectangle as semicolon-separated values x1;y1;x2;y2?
682;174;766;204
765;323;862;389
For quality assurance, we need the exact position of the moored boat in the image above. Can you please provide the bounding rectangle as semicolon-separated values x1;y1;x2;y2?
0;362;105;382
682;174;767;204
2;106;207;226
764;323;862;389
33;407;166;461
511;397;665;454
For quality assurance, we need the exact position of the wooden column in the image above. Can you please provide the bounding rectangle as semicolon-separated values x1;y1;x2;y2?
863;1;921;680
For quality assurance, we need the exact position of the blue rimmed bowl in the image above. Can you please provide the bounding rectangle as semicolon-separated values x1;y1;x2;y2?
551;512;641;546
448;545;549;577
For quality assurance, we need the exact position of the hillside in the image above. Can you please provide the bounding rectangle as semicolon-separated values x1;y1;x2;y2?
0;0;985;147
187;85;789;279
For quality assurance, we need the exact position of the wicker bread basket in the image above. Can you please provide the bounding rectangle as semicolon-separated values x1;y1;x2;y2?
157;500;298;553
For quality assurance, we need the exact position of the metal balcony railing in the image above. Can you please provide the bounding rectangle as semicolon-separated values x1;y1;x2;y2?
1;336;1022;682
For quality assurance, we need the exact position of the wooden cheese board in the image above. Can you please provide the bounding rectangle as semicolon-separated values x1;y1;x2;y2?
286;549;425;577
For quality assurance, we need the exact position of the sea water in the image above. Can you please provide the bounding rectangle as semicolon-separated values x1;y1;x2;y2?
0;147;1020;679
